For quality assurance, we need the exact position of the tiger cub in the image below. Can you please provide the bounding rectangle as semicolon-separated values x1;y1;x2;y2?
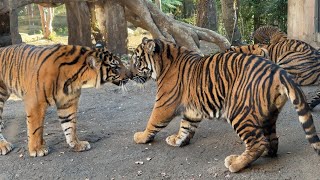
130;38;320;172
0;44;131;157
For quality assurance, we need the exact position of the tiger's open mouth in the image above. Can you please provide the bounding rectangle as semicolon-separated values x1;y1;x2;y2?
112;78;129;86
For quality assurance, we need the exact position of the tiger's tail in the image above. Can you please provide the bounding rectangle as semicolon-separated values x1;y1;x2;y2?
280;71;320;154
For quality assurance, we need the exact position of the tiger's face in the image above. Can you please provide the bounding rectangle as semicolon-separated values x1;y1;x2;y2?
99;51;131;86
130;38;158;84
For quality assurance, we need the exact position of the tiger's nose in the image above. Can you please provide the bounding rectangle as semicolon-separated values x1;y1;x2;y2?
127;70;133;79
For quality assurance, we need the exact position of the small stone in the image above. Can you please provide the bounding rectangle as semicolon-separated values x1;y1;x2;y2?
135;161;144;165
137;171;142;176
146;157;152;161
161;172;166;177
19;154;23;158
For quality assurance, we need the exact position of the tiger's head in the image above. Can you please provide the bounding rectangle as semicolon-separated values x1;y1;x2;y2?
91;48;131;86
101;51;131;86
130;37;162;84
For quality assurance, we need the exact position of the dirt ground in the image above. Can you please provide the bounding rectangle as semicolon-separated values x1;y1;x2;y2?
0;80;320;179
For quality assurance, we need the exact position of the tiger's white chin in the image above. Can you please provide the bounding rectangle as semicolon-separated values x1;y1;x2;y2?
151;71;157;80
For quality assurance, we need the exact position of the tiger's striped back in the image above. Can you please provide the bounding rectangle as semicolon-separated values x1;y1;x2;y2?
226;39;320;84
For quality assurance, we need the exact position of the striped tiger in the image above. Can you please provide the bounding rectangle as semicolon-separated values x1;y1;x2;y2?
252;25;287;44
226;40;320;86
0;43;131;157
130;38;320;172
226;40;320;109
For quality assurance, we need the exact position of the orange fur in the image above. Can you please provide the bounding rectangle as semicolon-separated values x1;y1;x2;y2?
0;44;130;156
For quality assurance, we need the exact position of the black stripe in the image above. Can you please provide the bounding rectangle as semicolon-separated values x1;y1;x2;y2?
32;126;43;135
302;119;314;129
64;127;73;132
153;124;167;129
308;135;320;144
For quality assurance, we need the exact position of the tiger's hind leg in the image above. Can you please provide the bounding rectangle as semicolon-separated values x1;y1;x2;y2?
0;83;13;155
262;94;287;157
262;109;282;157
308;91;320;110
224;115;268;172
57;98;90;152
166;117;201;147
25;102;49;157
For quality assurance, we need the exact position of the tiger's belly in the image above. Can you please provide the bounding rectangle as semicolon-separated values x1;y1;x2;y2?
184;107;223;120
8;94;22;101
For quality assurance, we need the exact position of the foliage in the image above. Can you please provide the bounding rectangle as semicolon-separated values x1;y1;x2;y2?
162;0;183;13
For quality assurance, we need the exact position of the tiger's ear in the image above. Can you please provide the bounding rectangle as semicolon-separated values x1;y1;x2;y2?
142;37;149;44
144;40;156;55
86;55;102;70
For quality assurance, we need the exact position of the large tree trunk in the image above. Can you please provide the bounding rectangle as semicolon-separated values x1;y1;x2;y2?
88;1;105;45
221;0;242;45
9;3;22;45
45;7;54;38
0;12;12;47
38;5;46;37
182;0;195;19
65;2;92;46
196;0;218;31
104;0;127;55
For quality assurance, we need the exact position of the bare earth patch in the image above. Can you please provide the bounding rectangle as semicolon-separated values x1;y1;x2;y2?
0;81;320;179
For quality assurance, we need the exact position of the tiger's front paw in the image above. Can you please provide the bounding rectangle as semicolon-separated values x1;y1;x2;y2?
29;145;49;157
134;131;154;144
72;141;91;152
224;155;247;173
0;140;14;155
166;134;191;147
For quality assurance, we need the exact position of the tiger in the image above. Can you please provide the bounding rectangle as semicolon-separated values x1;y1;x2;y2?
0;43;131;157
227;38;317;64
130;37;320;173
252;25;287;44
226;40;320;109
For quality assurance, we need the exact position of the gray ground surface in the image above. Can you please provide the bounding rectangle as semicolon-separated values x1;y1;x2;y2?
0;81;320;180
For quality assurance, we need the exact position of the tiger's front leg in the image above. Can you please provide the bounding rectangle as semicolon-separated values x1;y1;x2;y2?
57;99;90;152
134;105;176;144
166;118;201;147
25;103;49;157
